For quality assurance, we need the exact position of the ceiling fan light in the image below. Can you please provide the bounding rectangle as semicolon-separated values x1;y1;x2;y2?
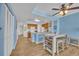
35;19;40;22
59;11;64;16
66;6;70;9
65;10;68;14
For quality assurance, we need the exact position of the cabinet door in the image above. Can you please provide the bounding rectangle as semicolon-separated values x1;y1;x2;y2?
32;33;36;42
37;34;44;43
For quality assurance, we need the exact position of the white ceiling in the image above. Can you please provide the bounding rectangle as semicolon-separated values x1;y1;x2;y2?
11;3;79;23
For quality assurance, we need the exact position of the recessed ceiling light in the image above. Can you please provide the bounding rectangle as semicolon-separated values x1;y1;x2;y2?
35;19;40;22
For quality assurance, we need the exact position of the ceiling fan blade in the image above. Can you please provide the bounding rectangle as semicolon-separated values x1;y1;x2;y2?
52;12;60;16
52;8;60;10
68;6;79;10
61;3;66;8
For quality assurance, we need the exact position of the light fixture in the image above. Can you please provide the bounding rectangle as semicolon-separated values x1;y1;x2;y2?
59;11;64;16
59;10;68;16
66;6;69;9
35;19;40;22
65;10;68;14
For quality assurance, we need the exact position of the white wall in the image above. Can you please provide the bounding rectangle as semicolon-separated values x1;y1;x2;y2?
17;22;23;35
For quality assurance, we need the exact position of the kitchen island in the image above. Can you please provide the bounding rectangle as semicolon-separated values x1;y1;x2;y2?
32;32;45;44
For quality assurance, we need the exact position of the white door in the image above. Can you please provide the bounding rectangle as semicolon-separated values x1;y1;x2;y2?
4;5;14;56
7;7;13;56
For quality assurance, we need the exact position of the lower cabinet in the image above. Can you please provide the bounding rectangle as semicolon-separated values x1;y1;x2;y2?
32;33;36;42
32;33;44;44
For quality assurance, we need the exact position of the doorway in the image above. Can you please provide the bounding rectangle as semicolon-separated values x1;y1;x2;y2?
27;24;37;41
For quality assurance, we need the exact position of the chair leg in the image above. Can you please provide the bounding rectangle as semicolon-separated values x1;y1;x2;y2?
62;42;65;51
56;43;59;55
56;41;65;55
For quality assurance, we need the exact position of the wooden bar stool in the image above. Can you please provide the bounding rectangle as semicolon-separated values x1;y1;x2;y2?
56;39;65;55
55;35;66;55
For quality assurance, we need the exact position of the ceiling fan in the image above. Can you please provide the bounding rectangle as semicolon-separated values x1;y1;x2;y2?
51;3;79;16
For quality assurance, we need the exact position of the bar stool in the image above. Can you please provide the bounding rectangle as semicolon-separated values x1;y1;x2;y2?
56;38;65;55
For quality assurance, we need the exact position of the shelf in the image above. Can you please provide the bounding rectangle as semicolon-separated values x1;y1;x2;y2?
44;36;54;55
45;40;52;44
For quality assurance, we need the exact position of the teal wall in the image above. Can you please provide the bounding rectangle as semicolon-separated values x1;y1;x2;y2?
59;12;79;38
0;4;5;56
